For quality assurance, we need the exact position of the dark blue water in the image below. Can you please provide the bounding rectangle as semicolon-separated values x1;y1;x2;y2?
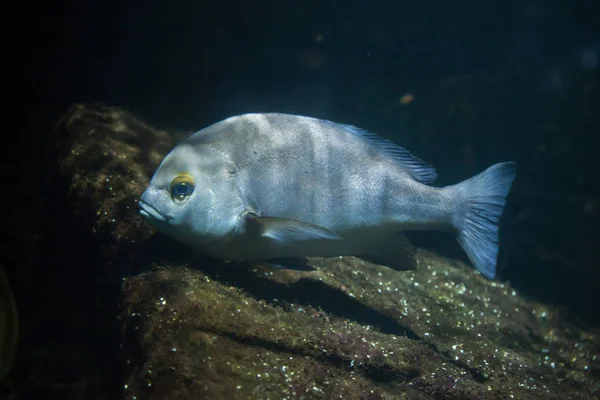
22;0;599;322
10;0;600;397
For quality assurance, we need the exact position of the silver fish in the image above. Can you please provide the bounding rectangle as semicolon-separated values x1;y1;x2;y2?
140;113;516;278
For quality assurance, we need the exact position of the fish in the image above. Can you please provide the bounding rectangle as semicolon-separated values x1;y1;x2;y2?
139;113;516;279
0;264;18;380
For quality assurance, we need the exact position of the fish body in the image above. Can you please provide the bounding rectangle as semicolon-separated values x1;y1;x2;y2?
140;113;516;278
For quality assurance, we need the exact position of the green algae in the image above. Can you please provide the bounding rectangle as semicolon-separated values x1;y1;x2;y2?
122;265;452;399
119;255;599;400
57;104;189;255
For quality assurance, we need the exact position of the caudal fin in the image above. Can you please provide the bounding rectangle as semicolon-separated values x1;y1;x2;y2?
452;162;516;279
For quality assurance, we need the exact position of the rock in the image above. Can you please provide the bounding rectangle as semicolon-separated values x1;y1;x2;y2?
42;104;600;399
55;103;188;255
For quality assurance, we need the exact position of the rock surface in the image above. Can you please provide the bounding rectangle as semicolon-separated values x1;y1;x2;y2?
30;104;600;399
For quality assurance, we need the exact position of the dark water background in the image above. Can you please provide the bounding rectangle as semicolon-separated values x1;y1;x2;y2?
14;0;600;331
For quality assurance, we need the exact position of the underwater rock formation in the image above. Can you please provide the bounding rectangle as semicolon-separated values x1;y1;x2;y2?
42;104;600;399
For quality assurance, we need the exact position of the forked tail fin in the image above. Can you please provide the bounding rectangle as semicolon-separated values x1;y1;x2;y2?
452;162;517;279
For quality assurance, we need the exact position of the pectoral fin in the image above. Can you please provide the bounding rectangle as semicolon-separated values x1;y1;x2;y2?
246;214;343;243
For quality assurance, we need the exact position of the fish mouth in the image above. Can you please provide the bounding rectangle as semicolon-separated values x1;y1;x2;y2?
139;200;170;223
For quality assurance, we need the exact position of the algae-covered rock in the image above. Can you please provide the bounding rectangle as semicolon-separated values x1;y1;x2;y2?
53;104;599;399
55;103;189;256
118;258;600;400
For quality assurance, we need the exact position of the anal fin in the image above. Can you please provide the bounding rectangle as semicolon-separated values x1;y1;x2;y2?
359;233;417;271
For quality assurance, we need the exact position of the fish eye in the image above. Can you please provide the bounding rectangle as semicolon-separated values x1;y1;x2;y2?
169;174;195;203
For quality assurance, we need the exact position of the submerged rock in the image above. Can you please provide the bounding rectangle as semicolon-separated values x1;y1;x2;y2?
48;104;599;399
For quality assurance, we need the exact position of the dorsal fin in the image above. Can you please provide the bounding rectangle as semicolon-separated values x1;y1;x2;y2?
337;122;437;185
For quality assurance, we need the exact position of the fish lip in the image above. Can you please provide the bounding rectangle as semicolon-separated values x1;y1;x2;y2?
138;200;170;223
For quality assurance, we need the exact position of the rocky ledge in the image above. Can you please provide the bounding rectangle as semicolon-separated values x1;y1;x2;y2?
16;104;598;399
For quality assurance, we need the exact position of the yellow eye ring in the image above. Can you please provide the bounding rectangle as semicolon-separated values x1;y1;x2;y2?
169;174;195;203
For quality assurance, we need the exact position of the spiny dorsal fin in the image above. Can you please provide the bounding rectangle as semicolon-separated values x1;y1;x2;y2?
336;122;437;185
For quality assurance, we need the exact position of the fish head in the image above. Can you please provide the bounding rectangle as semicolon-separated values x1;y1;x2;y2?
139;142;243;249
